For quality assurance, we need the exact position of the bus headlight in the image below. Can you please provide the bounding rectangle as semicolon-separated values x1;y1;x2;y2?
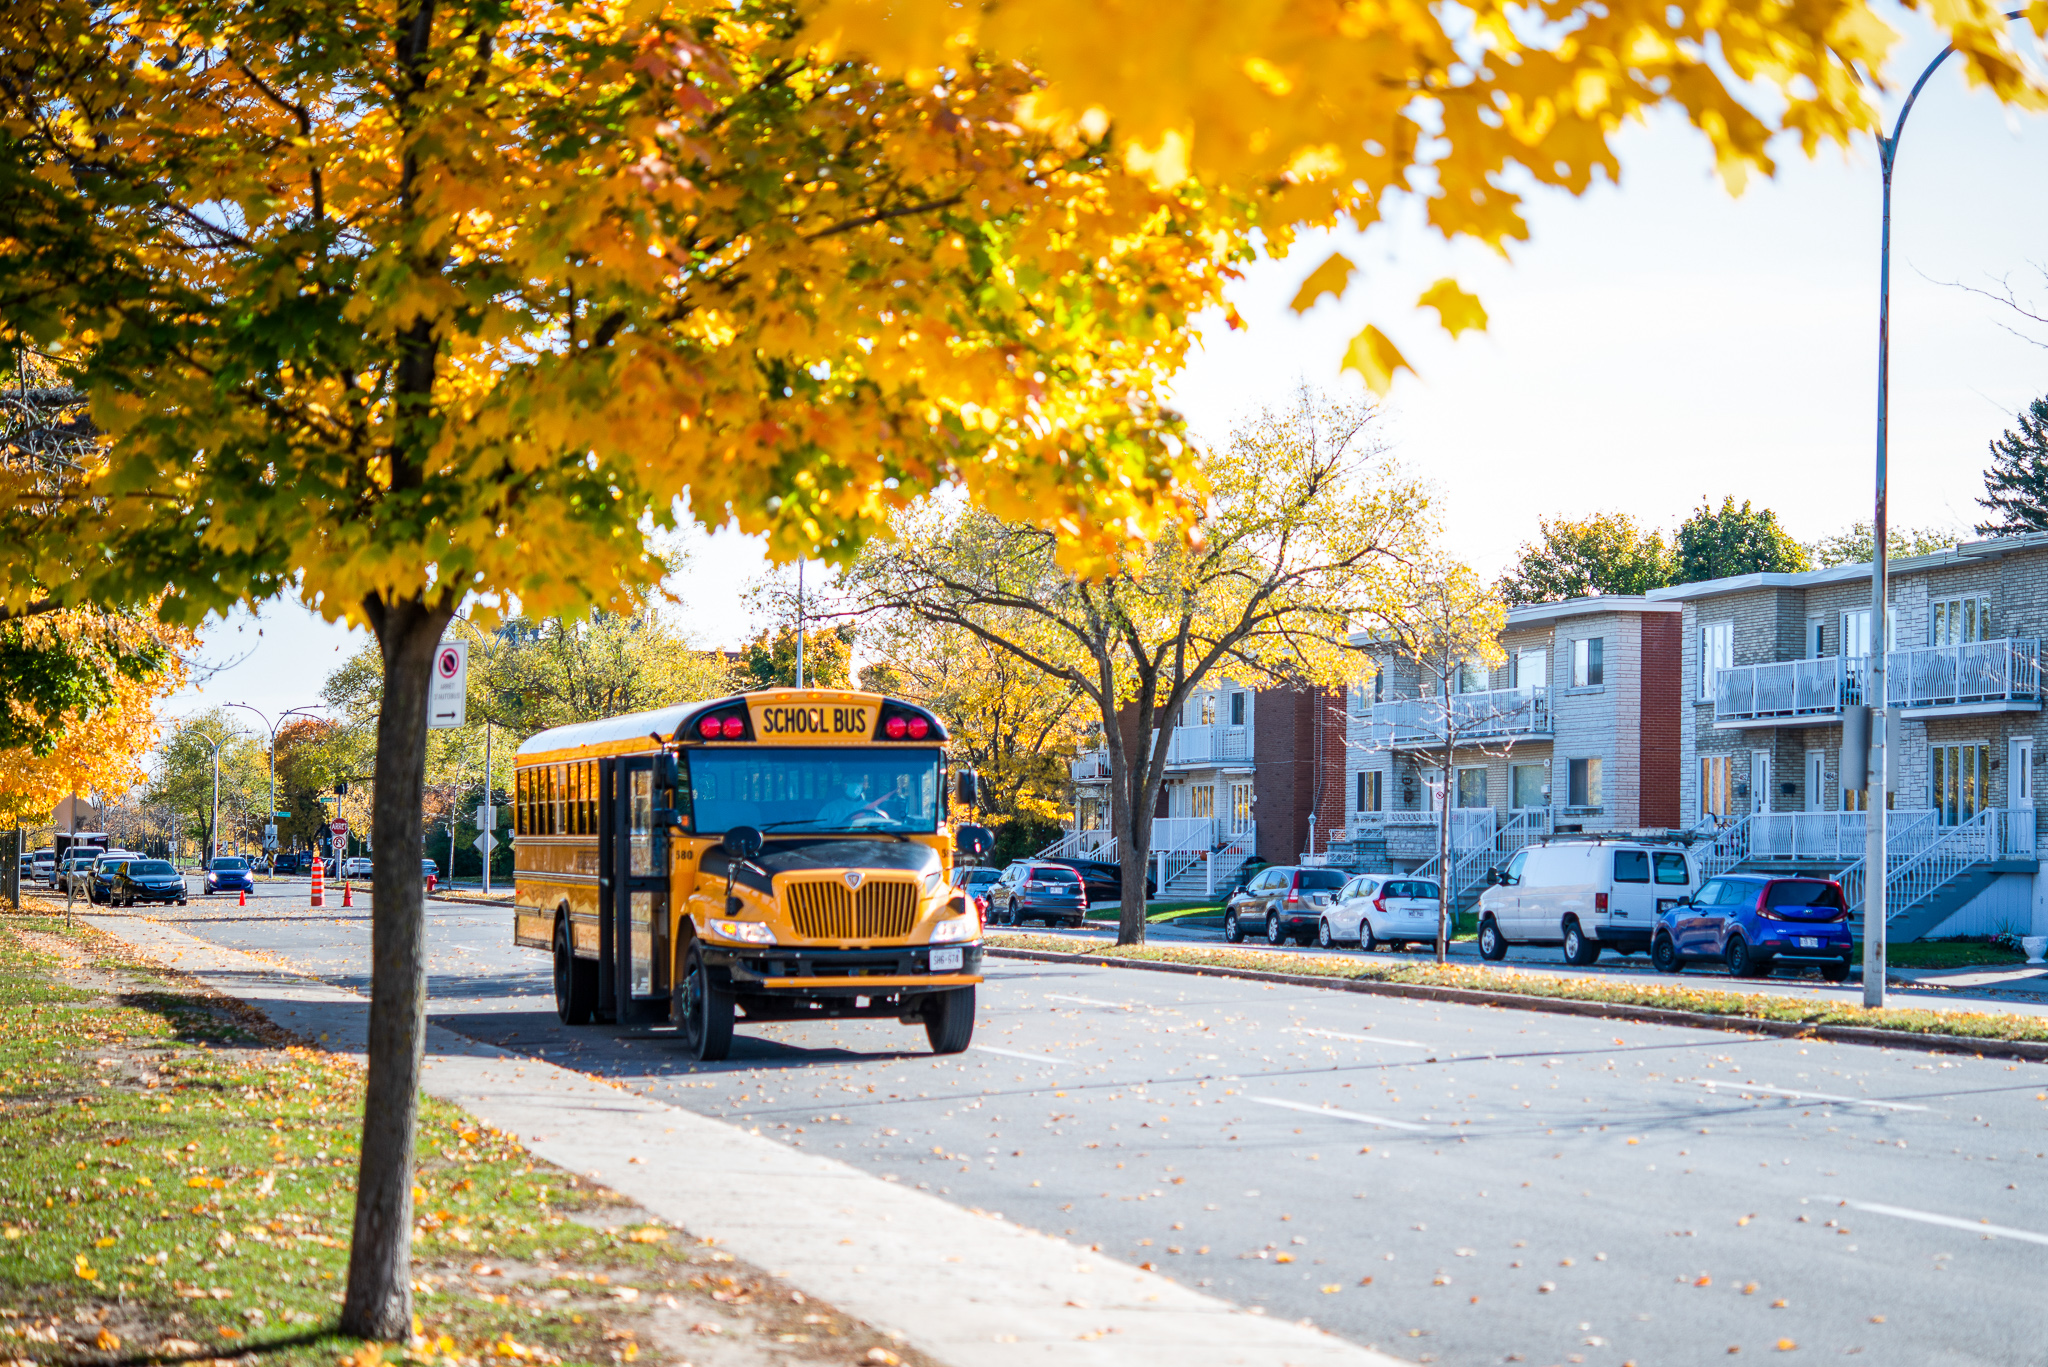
708;919;775;945
929;916;976;944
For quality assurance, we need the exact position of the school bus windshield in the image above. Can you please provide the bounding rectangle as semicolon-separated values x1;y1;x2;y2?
687;747;941;835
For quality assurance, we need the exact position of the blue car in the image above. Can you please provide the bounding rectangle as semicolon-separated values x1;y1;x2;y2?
1652;873;1853;981
204;857;255;896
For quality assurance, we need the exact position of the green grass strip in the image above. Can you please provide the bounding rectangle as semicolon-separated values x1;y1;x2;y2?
985;932;2048;1045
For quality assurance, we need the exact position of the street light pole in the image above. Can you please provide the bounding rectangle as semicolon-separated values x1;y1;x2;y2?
1861;10;2024;1010
226;702;324;870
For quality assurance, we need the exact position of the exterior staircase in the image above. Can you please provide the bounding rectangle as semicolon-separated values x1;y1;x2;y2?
1694;808;2034;942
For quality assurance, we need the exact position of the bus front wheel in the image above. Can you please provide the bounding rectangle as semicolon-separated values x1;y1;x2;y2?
924;985;975;1054
675;942;734;1062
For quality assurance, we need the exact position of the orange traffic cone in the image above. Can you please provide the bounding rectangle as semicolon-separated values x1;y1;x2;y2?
343;879;352;908
239;887;246;907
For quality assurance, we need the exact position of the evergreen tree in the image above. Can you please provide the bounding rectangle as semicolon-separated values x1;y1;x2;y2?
1672;497;1810;584
1975;396;2048;536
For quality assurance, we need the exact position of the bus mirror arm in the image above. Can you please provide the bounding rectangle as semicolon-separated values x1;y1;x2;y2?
654;807;685;830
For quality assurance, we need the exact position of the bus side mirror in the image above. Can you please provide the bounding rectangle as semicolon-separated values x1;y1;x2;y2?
654;807;685;830
654;753;679;790
723;825;764;861
956;769;980;807
956;823;994;858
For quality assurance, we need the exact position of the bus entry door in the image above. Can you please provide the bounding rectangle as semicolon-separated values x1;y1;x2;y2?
609;754;673;1026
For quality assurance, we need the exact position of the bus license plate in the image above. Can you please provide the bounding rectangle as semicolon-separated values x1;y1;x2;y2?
931;947;964;972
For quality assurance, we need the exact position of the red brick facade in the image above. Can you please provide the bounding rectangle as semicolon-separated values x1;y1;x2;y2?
1638;613;1682;828
1252;685;1349;864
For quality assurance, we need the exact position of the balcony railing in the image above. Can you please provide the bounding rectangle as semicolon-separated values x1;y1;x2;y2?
1069;725;1254;782
1713;639;2041;723
1370;686;1550;747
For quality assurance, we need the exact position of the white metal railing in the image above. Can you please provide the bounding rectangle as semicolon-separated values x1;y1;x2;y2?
1714;657;1857;722
1886;638;2042;709
1071;749;1111;782
1497;808;1552;854
1713;639;2041;723
1830;807;2035;930
1370;686;1551;746
1038;828;1117;861
1745;808;1937;861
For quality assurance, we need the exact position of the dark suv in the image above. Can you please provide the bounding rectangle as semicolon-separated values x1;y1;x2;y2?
1036;857;1156;905
1652;874;1853;981
1224;865;1351;946
988;861;1090;928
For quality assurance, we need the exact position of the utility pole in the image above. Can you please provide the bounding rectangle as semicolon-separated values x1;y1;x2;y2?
1859;9;2023;1010
795;559;806;688
482;723;494;895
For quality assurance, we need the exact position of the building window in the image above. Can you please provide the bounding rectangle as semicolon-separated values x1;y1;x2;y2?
1931;743;1990;824
1930;596;1991;645
1456;766;1489;808
1229;781;1254;832
1511;764;1547;809
1700;754;1733;817
1229;692;1246;727
1842;607;1897;659
1513;648;1547;692
1355;770;1383;813
1567;757;1603;808
1571;637;1604;689
1458;661;1491;694
1199;693;1217;726
1698;623;1732;701
1808;619;1825;658
1191;783;1216;820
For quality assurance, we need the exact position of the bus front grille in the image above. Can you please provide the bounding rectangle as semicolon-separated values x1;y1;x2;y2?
784;878;919;940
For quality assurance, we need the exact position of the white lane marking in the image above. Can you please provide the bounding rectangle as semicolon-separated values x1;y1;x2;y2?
1250;1096;1433;1132
1045;993;1132;1010
1694;1080;1929;1112
974;1045;1077;1067
1289;1027;1436;1050
1819;1197;2048;1247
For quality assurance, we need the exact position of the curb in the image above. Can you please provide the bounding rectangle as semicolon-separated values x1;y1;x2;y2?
986;945;2048;1065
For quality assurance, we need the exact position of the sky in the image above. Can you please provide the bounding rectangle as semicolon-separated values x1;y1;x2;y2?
165;6;2048;730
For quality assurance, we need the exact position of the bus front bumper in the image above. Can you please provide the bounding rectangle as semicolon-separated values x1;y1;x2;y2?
708;943;985;996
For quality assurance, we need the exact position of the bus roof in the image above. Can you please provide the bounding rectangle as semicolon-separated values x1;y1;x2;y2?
514;689;946;761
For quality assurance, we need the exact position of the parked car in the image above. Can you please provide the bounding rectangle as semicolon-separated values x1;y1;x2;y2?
987;861;1089;928
340;856;373;878
422;858;439;891
15;853;31;883
32;850;56;884
948;865;1003;919
1473;840;1699;965
1224;865;1350;946
56;853;100;894
110;859;189;907
272;852;310;876
204;857;255;896
1322;874;1444;950
87;853;141;904
1652;874;1853;981
1036;857;1157;905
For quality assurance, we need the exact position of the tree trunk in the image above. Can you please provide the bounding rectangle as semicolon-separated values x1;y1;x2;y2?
340;593;452;1340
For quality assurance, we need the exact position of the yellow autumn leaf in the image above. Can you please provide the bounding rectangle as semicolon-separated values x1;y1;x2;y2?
1289;251;1355;313
1418;279;1488;338
1340;325;1413;397
73;1254;98;1281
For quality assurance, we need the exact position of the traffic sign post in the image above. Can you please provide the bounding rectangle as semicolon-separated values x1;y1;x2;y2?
428;640;469;729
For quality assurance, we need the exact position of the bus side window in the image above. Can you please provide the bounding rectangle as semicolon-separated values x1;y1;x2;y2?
571;762;584;836
585;759;598;833
514;771;525;836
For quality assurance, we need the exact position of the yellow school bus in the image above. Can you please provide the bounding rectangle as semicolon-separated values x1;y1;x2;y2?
511;688;991;1060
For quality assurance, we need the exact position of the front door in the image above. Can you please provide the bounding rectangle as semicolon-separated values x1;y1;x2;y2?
1805;751;1825;814
2010;738;2034;812
1750;751;1773;815
609;753;673;1026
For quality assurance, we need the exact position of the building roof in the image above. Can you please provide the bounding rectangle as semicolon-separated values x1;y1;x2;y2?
1502;595;1681;625
1643;530;2048;604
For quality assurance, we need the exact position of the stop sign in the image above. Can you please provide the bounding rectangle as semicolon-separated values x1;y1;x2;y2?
329;818;348;836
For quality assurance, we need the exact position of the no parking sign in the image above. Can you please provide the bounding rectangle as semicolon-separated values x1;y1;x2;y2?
428;640;469;729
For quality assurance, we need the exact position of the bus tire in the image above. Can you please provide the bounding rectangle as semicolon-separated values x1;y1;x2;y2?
675;941;734;1062
554;917;598;1025
924;985;975;1054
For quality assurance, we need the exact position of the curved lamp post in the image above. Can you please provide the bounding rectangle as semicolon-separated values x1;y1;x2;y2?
225;703;325;871
1862;10;2028;1008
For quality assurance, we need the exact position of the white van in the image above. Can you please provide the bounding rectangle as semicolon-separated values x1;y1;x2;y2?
1473;840;1699;966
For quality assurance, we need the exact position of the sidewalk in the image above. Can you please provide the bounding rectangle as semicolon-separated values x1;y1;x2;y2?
87;913;1405;1367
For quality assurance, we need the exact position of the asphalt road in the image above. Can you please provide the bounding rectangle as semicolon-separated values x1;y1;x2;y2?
112;880;2048;1366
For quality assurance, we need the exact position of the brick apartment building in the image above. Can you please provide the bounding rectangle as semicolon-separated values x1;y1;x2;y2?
1058;678;1347;897
1337;595;1683;901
